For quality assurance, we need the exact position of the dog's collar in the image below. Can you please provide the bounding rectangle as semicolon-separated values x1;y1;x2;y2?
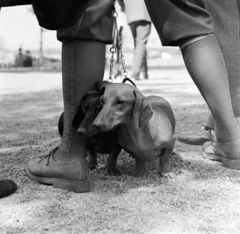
122;77;136;87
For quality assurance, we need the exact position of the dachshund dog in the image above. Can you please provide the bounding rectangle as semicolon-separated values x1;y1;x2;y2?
93;81;176;177
58;91;122;175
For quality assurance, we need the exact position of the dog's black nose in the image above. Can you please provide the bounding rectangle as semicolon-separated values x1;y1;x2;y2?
92;118;103;131
92;124;101;131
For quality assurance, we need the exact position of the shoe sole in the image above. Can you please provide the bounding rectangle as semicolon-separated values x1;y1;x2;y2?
177;138;207;146
26;168;91;193
201;150;224;162
201;151;240;170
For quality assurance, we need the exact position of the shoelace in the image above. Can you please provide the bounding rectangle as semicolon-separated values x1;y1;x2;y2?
39;147;59;165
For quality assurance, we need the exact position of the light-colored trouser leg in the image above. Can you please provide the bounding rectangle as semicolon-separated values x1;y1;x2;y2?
129;21;151;78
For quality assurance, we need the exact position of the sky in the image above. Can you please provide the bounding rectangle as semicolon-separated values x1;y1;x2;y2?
0;5;161;50
0;4;162;64
0;6;61;51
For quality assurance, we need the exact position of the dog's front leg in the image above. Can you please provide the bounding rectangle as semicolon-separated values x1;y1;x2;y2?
107;145;122;176
134;156;146;177
159;148;175;179
87;143;98;170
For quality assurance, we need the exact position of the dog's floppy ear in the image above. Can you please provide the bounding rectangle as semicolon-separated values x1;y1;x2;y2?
133;89;153;129
95;80;111;94
72;93;89;129
72;89;101;129
86;90;100;95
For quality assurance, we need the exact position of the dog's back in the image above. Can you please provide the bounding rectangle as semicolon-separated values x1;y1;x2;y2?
147;95;175;133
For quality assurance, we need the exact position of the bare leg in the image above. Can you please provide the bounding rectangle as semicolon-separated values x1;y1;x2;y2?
179;35;240;144
205;110;214;129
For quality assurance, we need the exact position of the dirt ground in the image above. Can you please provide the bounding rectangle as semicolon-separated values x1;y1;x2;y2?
1;68;240;234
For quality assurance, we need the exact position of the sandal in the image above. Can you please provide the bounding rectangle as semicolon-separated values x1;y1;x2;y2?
202;138;240;169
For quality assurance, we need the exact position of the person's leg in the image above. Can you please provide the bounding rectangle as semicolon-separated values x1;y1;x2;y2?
205;110;214;129
201;0;240;166
26;40;106;192
144;0;240;168
178;0;240;146
179;35;240;168
179;35;240;144
141;50;149;79
210;0;240;129
129;22;138;78
114;26;123;79
129;20;151;80
54;39;106;162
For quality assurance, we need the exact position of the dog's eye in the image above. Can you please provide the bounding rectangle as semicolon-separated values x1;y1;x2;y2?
95;106;101;114
82;105;88;113
96;105;102;111
99;98;104;106
116;100;125;105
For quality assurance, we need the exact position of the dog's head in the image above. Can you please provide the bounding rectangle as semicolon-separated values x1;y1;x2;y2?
93;81;153;131
72;90;101;137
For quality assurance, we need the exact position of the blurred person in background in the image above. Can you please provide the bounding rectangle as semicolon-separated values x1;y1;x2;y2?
118;0;151;80
24;50;33;67
15;47;25;67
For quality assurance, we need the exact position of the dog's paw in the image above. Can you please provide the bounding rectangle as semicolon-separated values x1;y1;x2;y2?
107;167;121;176
134;161;146;177
88;163;97;170
133;168;145;177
